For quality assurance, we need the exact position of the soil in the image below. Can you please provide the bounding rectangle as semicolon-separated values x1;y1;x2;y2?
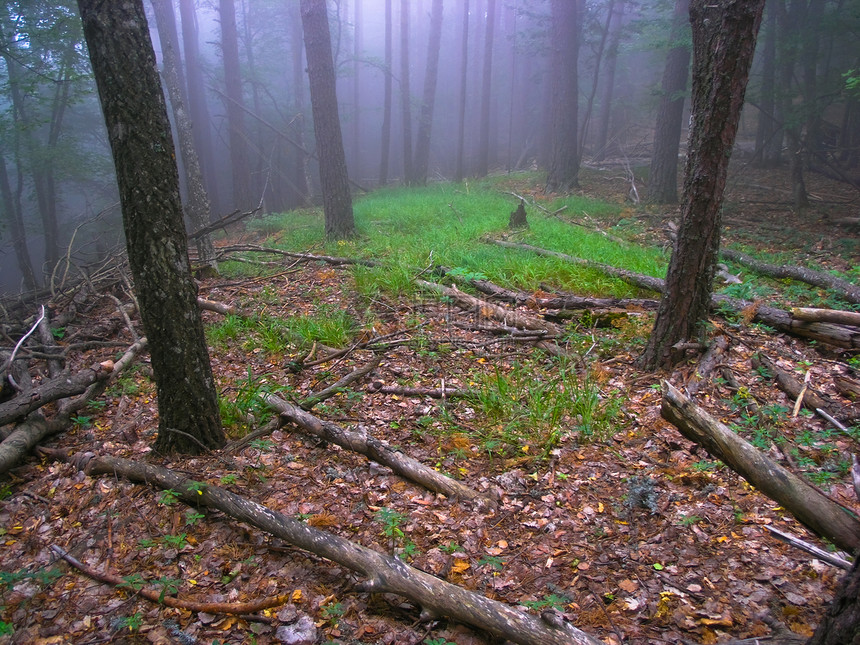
0;162;859;645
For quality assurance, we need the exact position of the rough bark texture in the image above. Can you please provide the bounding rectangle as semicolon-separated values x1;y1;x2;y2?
400;0;414;183
661;382;860;554
378;0;393;185
219;0;252;209
411;0;443;185
545;0;581;192
807;555;860;645
300;0;355;239
752;4;781;168
639;0;765;370
647;0;690;204
454;0;469;182
0;154;37;290
77;0;224;454
475;0;496;178
84;455;602;645
151;0;216;269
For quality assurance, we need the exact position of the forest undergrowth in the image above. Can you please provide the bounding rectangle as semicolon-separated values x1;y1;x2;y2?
1;166;859;645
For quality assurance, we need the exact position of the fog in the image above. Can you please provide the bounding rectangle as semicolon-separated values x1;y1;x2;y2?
1;0;857;295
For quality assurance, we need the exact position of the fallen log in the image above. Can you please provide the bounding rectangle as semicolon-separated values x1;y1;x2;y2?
81;455;601;645
661;382;860;553
720;248;860;305
791;307;860;327
366;382;471;399
262;393;497;507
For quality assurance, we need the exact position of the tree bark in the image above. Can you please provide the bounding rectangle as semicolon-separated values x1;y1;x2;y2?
77;0;225;454
807;555;860;645
0;154;37;291
661;382;860;554
545;0;582;192
475;0;496;178
647;0;691;204
752;3;781;168
379;0;393;185
300;0;355;239
592;0;625;162
151;0;216;270
454;0;469;182
400;0;414;183
83;455;601;645
411;0;443;185
639;0;765;370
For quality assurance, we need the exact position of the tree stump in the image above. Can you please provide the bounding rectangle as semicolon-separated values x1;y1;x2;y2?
509;200;528;229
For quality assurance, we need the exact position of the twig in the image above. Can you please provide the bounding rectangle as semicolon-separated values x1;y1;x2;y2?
50;544;289;614
2;305;45;391
300;355;382;410
763;525;852;570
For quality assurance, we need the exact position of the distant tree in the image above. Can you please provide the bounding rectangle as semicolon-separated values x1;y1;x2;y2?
219;0;253;209
647;0;691;204
178;0;219;210
289;1;311;203
352;0;363;173
454;0;470;182
76;0;225;453
592;0;626;162
400;0;414;183
412;0;444;185
545;0;582;192
475;0;497;178
379;0;393;185
0;155;37;291
151;0;216;271
300;0;355;239
751;3;781;168
640;0;765;371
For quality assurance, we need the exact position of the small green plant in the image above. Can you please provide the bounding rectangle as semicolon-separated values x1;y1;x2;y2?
321;601;345;627
185;509;205;526
0;621;13;636
375;507;407;540
112;612;143;632
424;638;456;645
154;576;181;603
478;555;505;571
70;414;93;428
691;460;720;472
521;593;567;612
137;538;158;549
440;541;464;554
158;489;179;506
679;515;702;526
162;533;188;549
220;474;238;485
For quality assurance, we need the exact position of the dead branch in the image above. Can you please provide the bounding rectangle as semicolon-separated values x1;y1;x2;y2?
50;544;289;614
366;382;471;399
300;355;382;410
686;335;730;396
79;454;600;645
197;297;239;316
263;393;497;507
721;248;860;305
217;244;379;267
791;307;860;327
661;382;860;554
762;526;852;570
751;353;851;421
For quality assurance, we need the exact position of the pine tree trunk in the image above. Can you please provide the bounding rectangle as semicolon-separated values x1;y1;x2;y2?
640;0;765;370
475;0;496;178
454;0;469;182
300;0;355;239
379;0;393;185
399;0;414;183
411;0;443;185
77;0;224;454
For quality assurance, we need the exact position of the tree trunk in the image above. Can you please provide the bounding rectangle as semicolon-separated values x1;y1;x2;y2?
77;0;225;454
300;0;355;239
593;0;625;162
807;555;860;645
411;0;443;185
639;0;765;370
400;0;414;184
752;3;781;168
0;154;37;291
454;0;469;182
289;2;311;204
219;0;252;209
647;0;691;204
178;0;220;211
475;0;496;178
545;0;582;192
151;0;216;270
379;0;393;185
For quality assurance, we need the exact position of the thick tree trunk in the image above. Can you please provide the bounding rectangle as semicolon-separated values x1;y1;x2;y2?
640;0;765;370
400;0;414;183
289;2;311;204
379;0;393;185
300;0;355;239
151;0;216;270
0;154;37;291
647;0;690;204
661;382;860;554
411;0;443;185
592;0;625;162
83;455;602;645
807;555;860;645
77;0;225;454
545;0;582;192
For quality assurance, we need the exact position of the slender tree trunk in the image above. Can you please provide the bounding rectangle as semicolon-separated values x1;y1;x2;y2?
379;0;393;185
475;0;496;178
411;0;443;185
352;0;362;174
178;0;219;210
300;0;355;239
400;0;414;183
0;154;37;291
77;0;225;454
454;0;469;182
545;0;582;192
240;0;265;204
219;0;252;209
151;0;216;270
752;2;781;167
580;0;615;161
647;0;691;204
593;0;626;161
639;0;766;371
289;2;311;204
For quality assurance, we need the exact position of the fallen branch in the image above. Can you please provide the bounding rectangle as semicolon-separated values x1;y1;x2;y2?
762;526;852;570
686;335;729;396
721;248;860;305
751;353;851;421
217;244;379;267
300;355;382;410
661;382;860;554
366;382;471;399
198;297;238;316
263;393;496;507
791;307;860;327
50;544;289;614
81;455;600;645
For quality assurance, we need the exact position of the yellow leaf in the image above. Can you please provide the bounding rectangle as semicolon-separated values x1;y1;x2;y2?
597;502;604;513
291;589;303;602
189;579;197;585
451;559;471;574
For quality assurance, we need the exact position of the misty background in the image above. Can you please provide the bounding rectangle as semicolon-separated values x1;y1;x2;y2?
1;0;857;295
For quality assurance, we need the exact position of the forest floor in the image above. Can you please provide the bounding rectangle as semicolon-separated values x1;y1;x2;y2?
1;161;859;645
